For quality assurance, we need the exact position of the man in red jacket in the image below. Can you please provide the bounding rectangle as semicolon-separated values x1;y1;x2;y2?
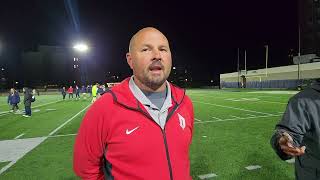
73;27;194;180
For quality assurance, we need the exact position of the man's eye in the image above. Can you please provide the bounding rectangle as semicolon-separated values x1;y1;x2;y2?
142;48;149;52
160;49;167;52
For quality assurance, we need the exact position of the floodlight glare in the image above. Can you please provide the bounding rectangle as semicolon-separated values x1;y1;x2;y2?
73;43;89;52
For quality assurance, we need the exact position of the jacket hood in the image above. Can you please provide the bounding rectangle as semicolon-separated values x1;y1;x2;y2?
109;77;185;110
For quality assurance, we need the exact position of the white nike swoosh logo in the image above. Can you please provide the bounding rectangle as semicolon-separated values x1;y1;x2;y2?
126;126;140;135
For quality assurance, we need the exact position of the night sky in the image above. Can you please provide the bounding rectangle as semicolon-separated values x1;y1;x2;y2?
0;0;298;85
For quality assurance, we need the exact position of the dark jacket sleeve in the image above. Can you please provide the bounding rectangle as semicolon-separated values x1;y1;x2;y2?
17;93;20;103
270;98;311;160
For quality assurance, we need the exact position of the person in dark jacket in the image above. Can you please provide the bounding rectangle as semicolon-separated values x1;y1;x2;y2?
81;85;87;100
61;87;66;100
75;85;80;100
23;87;33;117
271;79;320;180
7;88;20;113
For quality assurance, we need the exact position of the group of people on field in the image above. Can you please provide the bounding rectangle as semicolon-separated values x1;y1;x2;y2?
61;83;107;103
7;87;36;117
61;83;106;102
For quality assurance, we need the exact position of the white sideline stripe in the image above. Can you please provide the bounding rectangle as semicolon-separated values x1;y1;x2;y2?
245;165;262;170
211;116;223;121
195;114;280;124
198;173;218;179
260;100;287;105
48;104;91;136
0;100;62;117
14;133;25;139
48;133;77;138
195;118;202;122
193;100;273;116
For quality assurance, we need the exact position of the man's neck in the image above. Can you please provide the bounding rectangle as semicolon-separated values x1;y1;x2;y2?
133;77;166;93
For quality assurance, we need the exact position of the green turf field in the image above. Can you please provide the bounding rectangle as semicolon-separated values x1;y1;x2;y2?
0;90;298;179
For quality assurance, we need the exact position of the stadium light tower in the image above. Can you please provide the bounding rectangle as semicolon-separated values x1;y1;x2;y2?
73;43;89;52
72;42;90;86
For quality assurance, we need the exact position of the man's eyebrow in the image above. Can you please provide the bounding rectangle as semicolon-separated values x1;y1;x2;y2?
140;44;152;48
159;45;169;48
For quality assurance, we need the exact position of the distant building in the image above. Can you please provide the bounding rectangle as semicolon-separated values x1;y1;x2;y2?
220;62;320;89
21;45;88;86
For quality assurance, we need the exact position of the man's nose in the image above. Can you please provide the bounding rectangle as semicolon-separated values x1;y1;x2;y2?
152;50;162;60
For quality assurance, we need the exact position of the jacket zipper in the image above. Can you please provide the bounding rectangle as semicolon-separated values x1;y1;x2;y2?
136;102;179;180
108;90;182;180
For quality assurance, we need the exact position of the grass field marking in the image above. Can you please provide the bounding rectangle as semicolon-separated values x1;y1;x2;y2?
245;165;262;170
14;133;25;140
259;100;287;105
195;118;202;122
48;103;91;136
190;93;289;104
247;114;256;117
0;111;10;116
0;137;46;175
32;100;62;109
211;116;223;121
193;100;273;116
195;114;280;124
198;173;218;179
48;133;77;138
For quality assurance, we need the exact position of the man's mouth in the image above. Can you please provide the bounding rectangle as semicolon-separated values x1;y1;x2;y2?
149;65;162;71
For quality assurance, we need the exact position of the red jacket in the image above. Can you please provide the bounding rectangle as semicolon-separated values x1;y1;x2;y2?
68;87;73;94
73;77;194;180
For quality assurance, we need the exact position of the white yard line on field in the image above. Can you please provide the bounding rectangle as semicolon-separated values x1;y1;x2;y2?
259;100;287;105
190;93;289;104
195;114;280;124
211;116;223;121
198;173;218;179
193;100;273;116
48;133;77;138
14;133;25;140
48;104;91;136
194;118;202;122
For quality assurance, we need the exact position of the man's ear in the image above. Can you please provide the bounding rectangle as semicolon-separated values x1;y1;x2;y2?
126;53;133;70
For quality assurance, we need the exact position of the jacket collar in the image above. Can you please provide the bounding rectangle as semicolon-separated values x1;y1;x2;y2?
109;77;185;110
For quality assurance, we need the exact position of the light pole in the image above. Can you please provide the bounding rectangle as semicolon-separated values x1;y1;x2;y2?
73;42;89;86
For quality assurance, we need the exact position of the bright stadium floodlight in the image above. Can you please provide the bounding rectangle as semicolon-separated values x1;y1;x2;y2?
73;43;89;52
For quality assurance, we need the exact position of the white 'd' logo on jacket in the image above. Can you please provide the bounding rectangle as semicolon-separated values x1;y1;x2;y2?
178;113;186;130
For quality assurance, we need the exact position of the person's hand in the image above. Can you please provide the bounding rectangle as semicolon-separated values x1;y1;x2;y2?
279;132;306;156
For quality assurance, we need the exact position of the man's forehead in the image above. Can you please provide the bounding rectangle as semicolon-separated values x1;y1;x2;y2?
136;31;168;43
129;28;169;51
